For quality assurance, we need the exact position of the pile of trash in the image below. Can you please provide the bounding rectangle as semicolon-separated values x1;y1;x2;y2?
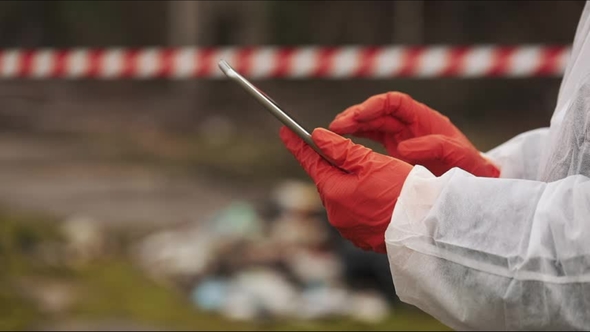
132;180;397;323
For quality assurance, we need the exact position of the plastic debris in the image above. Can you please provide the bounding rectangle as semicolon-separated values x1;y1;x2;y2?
285;248;343;286
207;201;263;241
272;180;322;213
348;290;390;324
134;226;215;281
230;268;299;318
191;277;230;312
61;215;105;265
221;287;259;321
133;180;393;323
297;286;350;320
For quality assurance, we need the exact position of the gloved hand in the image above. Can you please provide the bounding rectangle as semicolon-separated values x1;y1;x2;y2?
329;92;500;177
279;126;412;254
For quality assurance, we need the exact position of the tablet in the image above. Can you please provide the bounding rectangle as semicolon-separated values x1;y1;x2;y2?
218;59;337;166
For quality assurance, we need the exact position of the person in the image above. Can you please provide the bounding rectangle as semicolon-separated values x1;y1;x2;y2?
278;2;590;330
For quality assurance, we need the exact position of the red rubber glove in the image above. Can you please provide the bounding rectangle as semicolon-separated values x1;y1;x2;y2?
279;126;412;254
329;92;500;178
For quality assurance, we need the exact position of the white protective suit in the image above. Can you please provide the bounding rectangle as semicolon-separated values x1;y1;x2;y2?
385;2;590;330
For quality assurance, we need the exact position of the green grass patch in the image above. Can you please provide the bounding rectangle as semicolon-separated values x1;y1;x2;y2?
0;207;449;331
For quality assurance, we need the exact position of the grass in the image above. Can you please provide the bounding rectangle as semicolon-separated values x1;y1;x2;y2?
0;286;39;331
71;259;450;331
0;207;450;332
71;259;253;331
0;210;60;330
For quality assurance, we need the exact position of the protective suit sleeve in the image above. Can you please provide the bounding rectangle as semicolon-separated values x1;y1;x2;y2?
483;127;550;180
385;165;590;330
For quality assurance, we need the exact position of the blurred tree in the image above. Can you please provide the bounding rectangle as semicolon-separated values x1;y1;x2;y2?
392;0;424;44
60;0;126;47
168;0;198;46
0;0;172;48
270;1;398;45
193;0;269;46
424;0;584;44
269;1;309;45
187;1;273;132
119;1;168;47
0;0;70;47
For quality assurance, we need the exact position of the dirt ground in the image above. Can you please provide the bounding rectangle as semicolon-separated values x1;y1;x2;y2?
0;131;273;229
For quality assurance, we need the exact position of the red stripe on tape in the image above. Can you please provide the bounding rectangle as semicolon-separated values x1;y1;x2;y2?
122;49;139;78
52;50;68;78
87;49;104;78
534;46;566;76
235;47;254;77
354;47;380;78
487;47;516;77
273;48;294;78
18;50;34;78
398;47;425;77
442;47;469;77
195;48;215;77
158;48;175;78
314;47;337;78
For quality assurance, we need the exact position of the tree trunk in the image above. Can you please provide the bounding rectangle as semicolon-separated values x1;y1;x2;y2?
392;0;424;44
167;0;200;130
168;0;198;46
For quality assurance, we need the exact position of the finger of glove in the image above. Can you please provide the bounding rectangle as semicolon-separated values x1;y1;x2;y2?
279;126;336;183
329;104;363;134
354;92;417;124
312;128;384;174
330;113;407;137
397;134;462;165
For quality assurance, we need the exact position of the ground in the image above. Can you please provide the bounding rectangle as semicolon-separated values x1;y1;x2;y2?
0;129;451;331
0;209;450;331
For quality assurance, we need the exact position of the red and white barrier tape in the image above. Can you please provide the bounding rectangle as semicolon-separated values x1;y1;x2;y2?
0;45;571;79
